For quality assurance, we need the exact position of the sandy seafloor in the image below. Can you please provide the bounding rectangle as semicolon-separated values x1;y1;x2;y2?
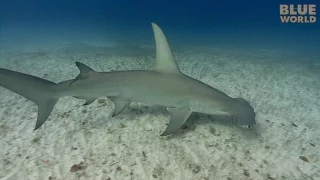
0;35;319;180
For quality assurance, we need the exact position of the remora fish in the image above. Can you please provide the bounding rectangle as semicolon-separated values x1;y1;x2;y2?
0;23;256;136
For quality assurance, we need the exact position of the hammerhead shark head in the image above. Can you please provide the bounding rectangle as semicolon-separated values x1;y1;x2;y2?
0;23;256;136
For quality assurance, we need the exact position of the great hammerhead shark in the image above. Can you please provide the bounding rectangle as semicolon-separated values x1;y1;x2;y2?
0;23;256;136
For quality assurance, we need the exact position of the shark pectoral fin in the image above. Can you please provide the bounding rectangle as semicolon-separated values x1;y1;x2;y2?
69;62;97;86
34;99;58;130
160;107;192;136
109;97;130;116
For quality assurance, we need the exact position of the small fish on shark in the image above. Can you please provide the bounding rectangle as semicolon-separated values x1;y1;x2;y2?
0;23;256;136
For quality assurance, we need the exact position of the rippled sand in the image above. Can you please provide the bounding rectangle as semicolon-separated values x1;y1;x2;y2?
0;43;319;180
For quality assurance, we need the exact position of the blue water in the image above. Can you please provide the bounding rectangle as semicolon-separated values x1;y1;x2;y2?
1;0;319;57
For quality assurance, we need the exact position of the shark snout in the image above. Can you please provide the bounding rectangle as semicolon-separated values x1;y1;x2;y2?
232;98;256;127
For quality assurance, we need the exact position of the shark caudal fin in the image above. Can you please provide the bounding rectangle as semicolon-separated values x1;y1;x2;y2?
0;67;58;130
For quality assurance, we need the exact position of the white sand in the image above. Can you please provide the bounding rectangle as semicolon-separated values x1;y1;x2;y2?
0;42;319;180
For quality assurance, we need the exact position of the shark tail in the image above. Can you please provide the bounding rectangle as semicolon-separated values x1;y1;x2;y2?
0;67;59;130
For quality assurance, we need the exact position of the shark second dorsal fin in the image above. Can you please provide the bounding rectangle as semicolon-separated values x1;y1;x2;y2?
150;23;181;74
69;62;96;86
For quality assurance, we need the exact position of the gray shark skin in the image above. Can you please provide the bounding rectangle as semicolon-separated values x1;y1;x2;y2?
0;23;256;136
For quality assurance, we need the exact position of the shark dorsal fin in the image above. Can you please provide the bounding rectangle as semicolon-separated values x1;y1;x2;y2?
69;62;96;86
75;62;95;75
150;23;180;74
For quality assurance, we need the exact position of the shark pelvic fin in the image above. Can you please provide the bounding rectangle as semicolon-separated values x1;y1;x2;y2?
109;97;130;116
69;62;96;86
83;99;96;105
160;106;192;136
150;23;181;74
74;96;97;105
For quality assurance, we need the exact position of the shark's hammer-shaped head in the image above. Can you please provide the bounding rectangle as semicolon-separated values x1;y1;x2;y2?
230;98;256;128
